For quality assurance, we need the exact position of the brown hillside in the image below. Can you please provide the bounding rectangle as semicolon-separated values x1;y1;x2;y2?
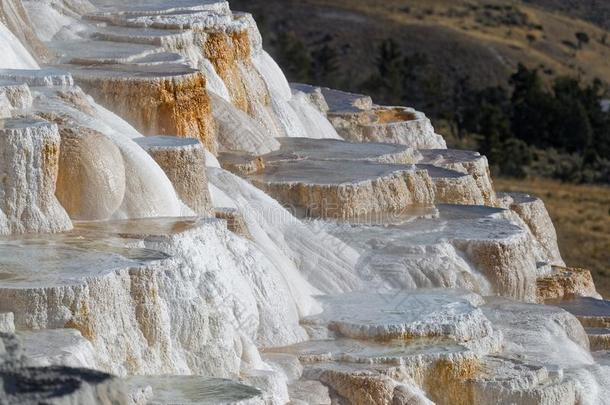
233;0;610;91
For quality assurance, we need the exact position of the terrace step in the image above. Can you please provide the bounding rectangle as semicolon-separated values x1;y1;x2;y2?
537;266;599;303
135;135;213;215
0;68;73;87
49;39;164;65
321;87;446;149
548;297;610;328
300;289;491;342
246;159;434;219
272;289;578;404
126;375;264;405
499;192;565;267
320;204;538;301
91;25;193;47
419;164;486;206
418;149;496;206
65;63;216;152
320;87;373;113
88;0;230;20
86;3;235;31
261;137;421;165
586;328;610;351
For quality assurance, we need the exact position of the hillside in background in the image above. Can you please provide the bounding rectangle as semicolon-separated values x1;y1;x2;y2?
235;0;610;88
233;0;610;183
524;0;610;30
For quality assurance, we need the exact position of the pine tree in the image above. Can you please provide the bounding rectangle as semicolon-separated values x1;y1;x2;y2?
275;31;312;82
509;64;554;148
575;32;590;49
312;44;340;88
372;39;405;105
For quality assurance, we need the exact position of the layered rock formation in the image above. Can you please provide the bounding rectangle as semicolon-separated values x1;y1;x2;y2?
247;159;434;219
135;135;213;216
70;64;218;153
0;117;72;234
0;0;607;404
319;86;446;149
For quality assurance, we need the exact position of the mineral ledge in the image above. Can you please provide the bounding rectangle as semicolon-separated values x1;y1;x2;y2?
0;0;607;404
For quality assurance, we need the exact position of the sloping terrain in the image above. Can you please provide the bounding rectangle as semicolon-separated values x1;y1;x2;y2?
524;0;610;30
232;0;610;90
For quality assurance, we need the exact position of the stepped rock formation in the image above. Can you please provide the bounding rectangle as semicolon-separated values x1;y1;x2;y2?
247;159;435;219
70;65;218;153
418;149;497;206
498;192;565;267
0;117;72;234
0;0;608;404
135;135;213;216
318;86;446;149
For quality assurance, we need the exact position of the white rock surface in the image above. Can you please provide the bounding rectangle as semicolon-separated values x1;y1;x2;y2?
208;167;362;297
0;313;15;333
0;1;606;404
0;68;74;87
288;380;331;405
0;22;39;69
0;217;307;377
301;290;492;341
0;81;32;118
210;91;280;154
247;160;435;219
19;329;98;369
126;376;265;405
55;125;126;221
0;117;72;235
322;87;446;149
135;135;213;216
31;84;187;220
499;192;565;266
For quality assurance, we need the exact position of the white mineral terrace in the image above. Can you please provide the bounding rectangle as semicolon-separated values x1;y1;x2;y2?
262;137;421;165
247;159;434;219
125;376;265;405
320;87;447;149
0;0;607;404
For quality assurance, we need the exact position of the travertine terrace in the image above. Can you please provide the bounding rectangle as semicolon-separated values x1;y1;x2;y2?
135;135;213;216
0;0;608;404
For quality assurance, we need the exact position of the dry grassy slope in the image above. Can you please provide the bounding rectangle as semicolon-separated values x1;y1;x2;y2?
495;178;610;299
523;0;610;30
234;0;610;89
